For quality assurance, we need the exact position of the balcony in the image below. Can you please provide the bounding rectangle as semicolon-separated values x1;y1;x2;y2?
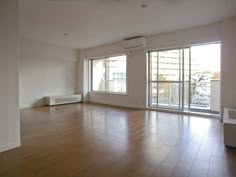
150;80;220;113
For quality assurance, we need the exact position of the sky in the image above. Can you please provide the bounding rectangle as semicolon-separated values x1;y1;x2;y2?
191;43;221;72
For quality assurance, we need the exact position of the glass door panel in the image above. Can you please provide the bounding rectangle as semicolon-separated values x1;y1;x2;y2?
148;44;220;114
158;50;180;81
190;43;221;113
157;82;180;109
150;52;158;81
149;82;157;107
157;49;182;110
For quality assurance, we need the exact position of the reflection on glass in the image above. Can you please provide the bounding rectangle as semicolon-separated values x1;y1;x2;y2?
150;52;158;81
107;56;127;93
190;43;221;110
158;50;180;81
158;83;180;109
92;59;106;91
148;43;221;113
150;83;157;107
92;55;127;93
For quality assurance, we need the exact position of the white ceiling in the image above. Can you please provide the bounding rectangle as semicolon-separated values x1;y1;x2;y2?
19;0;236;49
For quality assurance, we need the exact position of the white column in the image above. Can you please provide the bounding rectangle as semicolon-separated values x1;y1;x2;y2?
0;0;21;152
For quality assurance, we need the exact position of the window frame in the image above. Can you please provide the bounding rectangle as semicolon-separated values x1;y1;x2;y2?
90;54;128;95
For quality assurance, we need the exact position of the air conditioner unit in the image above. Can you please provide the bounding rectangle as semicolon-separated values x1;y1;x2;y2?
122;36;146;51
45;94;82;106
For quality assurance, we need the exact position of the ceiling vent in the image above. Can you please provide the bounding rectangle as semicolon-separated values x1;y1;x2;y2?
122;36;146;52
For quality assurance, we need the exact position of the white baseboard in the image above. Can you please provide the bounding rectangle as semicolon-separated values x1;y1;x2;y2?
0;142;21;153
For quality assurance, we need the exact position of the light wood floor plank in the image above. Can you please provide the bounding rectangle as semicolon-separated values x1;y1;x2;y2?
0;103;236;177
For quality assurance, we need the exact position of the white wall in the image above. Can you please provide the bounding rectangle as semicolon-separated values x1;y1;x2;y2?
221;17;236;119
78;50;90;102
83;23;221;109
19;38;78;108
0;0;21;152
210;80;220;112
146;23;221;50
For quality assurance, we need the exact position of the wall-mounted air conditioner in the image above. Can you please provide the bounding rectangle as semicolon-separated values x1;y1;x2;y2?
122;36;146;51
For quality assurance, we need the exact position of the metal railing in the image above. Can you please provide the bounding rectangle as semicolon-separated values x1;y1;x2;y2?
150;81;216;110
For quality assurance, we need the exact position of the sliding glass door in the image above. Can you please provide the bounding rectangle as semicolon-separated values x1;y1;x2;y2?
148;43;221;114
190;44;221;113
148;48;190;110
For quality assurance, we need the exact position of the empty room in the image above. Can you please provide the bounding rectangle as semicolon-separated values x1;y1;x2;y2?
1;0;236;177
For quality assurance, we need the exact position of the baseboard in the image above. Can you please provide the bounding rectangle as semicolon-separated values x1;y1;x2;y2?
0;141;21;153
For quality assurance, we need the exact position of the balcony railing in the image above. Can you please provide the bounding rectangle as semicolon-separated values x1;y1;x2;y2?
150;80;220;112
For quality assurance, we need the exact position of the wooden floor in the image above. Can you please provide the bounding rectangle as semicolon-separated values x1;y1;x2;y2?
0;103;236;177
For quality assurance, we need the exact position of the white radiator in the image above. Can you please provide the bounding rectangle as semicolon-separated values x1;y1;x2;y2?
45;94;82;106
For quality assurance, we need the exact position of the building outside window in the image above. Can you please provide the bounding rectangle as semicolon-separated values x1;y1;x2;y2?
91;55;127;93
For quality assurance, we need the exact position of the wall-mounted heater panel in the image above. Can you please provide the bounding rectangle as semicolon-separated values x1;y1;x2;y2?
45;94;82;106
